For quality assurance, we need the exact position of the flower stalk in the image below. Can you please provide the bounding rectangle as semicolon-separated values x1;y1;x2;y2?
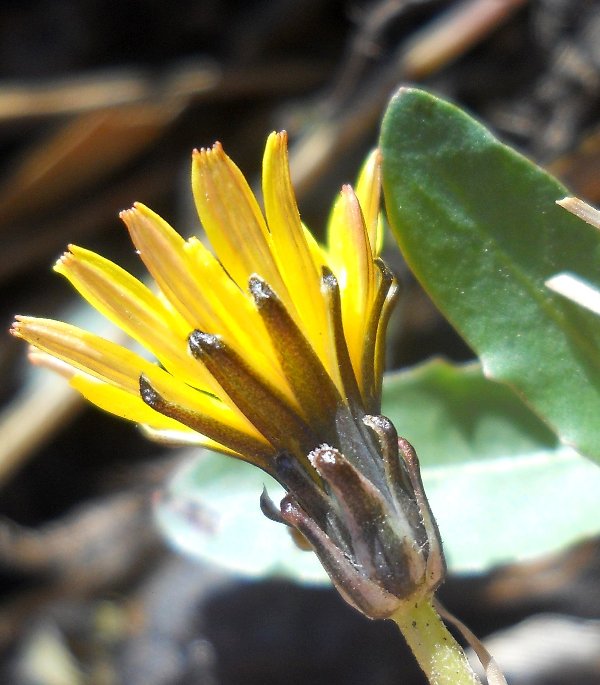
392;599;482;685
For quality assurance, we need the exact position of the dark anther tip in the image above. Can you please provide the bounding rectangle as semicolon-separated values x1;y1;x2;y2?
188;330;223;356
307;444;340;472
398;436;418;458
279;494;302;523
363;414;397;439
374;257;389;274
139;373;160;407
320;266;338;290
248;274;275;305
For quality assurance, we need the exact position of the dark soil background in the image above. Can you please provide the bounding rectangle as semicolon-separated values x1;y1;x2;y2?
1;1;599;683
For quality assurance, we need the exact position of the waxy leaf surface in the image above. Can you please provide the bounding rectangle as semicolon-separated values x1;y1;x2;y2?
381;88;600;462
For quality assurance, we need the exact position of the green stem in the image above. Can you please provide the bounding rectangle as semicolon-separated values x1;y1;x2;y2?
391;598;482;685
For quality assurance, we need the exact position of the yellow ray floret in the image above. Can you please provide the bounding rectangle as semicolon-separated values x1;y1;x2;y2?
12;316;271;462
54;245;221;395
12;132;390;465
191;142;288;299
262;132;330;368
326;185;377;390
355;149;384;254
121;202;294;404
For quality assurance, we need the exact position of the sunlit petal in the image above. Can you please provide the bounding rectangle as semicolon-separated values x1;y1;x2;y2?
139;425;242;455
12;136;401;521
11;133;442;625
327;185;376;385
13;316;154;393
71;372;194;430
54;245;219;393
191;142;287;296
183;236;295;401
12;316;262;443
262;132;329;365
121;202;215;330
355;149;383;255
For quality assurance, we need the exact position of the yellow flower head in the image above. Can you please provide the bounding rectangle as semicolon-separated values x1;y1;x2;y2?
12;132;444;619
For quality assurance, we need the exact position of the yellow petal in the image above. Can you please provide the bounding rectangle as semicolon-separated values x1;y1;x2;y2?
326;186;376;385
13;316;154;393
143;364;267;441
122;203;292;398
262;131;330;366
12;317;268;454
121;203;215;330
72;374;250;457
355;149;383;255
191;142;287;296
13;316;268;446
184;236;295;402
71;372;196;431
139;424;242;455
54;245;218;393
302;223;328;274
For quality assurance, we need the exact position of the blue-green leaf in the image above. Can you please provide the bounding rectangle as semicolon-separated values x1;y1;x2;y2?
381;87;600;462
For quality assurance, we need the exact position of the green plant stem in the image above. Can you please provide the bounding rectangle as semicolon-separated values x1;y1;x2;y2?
391;598;482;685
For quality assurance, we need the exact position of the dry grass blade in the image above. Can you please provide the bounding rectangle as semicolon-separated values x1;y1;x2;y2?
0;371;82;488
400;0;528;79
289;0;527;196
0;62;219;123
0;102;185;227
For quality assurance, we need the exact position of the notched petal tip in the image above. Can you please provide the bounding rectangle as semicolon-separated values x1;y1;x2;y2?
9;317;23;337
118;203;146;224
53;247;76;272
192;141;225;162
53;242;100;275
10;316;48;342
265;129;288;151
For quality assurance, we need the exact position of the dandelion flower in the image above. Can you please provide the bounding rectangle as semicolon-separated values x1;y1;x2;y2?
12;132;444;619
